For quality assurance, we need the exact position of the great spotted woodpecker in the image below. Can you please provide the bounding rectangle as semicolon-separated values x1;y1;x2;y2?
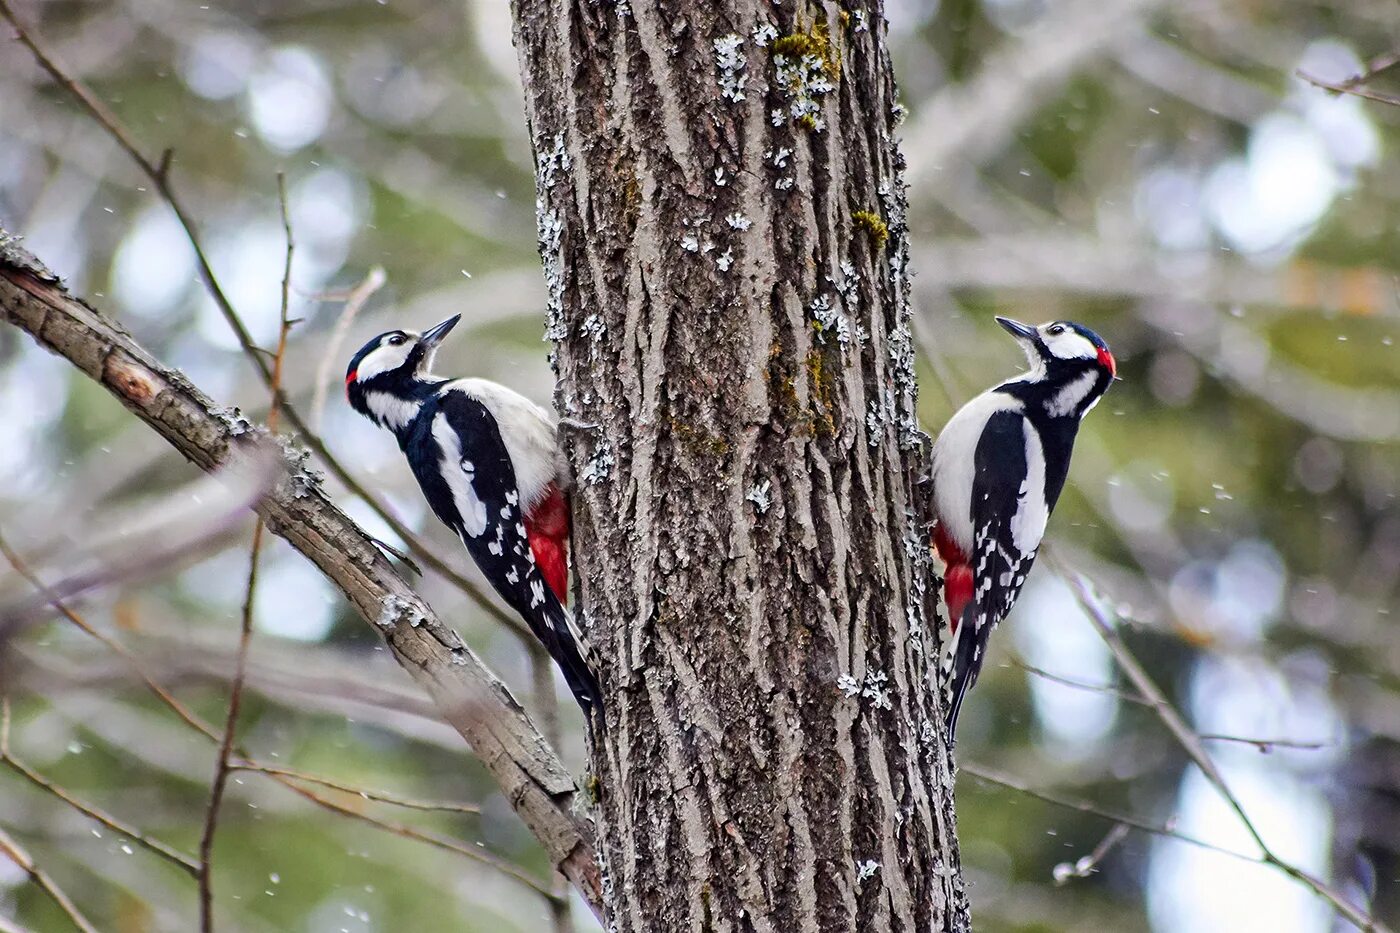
930;317;1115;738
346;315;600;714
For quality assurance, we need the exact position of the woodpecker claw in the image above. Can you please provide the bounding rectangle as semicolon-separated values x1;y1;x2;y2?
557;418;602;434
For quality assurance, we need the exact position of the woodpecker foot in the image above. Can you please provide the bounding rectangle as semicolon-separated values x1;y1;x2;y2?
557;417;602;435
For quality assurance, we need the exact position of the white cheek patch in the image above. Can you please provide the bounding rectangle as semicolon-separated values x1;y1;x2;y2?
1046;370;1098;417
1043;331;1097;361
355;342;415;381
366;391;421;430
433;413;489;537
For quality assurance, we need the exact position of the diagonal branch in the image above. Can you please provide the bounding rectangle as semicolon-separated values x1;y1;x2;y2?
0;234;603;916
0;824;98;933
1060;569;1389;933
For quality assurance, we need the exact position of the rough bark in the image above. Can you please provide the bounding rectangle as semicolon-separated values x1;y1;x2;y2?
0;237;604;915
510;3;969;929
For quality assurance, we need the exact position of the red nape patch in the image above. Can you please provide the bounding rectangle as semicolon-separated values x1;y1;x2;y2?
1097;346;1117;378
524;483;571;604
944;565;974;635
344;369;358;399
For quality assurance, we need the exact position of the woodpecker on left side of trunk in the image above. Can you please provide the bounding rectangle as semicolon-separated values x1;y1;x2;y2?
345;315;600;715
929;317;1116;739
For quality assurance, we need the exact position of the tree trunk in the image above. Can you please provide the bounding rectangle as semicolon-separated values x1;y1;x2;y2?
510;2;969;929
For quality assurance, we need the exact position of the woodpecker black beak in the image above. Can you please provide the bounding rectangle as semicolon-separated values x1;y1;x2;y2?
420;314;461;347
995;316;1038;341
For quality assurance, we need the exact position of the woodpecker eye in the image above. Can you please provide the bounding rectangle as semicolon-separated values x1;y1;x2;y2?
387;334;407;346
1046;324;1065;336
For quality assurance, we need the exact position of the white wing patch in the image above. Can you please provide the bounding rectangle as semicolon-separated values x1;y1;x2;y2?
1009;419;1048;553
433;412;489;537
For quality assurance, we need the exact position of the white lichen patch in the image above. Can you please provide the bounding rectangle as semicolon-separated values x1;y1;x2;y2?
211;405;254;436
773;47;835;131
581;439;615;486
680;234;700;253
852;10;869;33
713;34;748;103
809;294;852;346
856;860;881;883
838;673;861;698
276;436;324;498
746;479;772;514
725;212;752;231
715;247;734;272
714;167;729;187
752;22;778;47
377;594;425;629
861;669;893;710
535;134;571;342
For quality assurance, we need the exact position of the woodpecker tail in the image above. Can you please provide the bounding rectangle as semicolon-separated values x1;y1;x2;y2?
941;605;979;742
538;598;603;718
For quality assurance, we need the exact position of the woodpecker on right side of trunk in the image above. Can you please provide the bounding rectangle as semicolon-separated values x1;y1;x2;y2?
929;317;1116;738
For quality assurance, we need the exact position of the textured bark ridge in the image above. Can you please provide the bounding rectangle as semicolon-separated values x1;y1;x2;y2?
511;2;969;929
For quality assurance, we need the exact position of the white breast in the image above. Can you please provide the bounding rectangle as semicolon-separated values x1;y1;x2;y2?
929;390;1023;551
443;378;563;510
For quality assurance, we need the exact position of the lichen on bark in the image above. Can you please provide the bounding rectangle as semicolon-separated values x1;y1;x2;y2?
509;2;969;928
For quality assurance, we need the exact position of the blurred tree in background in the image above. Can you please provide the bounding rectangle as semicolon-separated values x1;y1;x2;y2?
0;0;1397;931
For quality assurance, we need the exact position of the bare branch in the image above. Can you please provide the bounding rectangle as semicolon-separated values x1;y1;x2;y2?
0;699;199;876
1059;568;1390;933
227;762;480;816
1298;50;1400;108
0;0;530;643
1053;823;1130;885
196;175;294;932
0;823;98;933
0;235;601;912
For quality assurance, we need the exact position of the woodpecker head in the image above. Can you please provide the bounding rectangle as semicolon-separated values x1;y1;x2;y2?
345;314;460;428
996;317;1116;417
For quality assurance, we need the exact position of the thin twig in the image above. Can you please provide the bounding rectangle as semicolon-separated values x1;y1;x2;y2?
258;773;560;901
0;530;213;738
1009;657;1331;752
962;760;1263;867
0;824;98;933
1052;823;1130;885
0;699;199;875
1058;568;1389;933
228;762;480;816
0;0;529;641
1298;49;1400;108
196;175;293;933
310;266;387;430
1296;69;1400;108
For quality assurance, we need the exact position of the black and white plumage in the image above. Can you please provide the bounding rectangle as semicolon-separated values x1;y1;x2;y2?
929;317;1116;738
345;315;601;715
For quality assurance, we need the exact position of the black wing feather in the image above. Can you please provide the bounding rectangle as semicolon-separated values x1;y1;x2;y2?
405;389;601;713
945;409;1039;736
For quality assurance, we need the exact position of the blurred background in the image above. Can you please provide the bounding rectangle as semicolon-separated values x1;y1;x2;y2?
0;0;1396;930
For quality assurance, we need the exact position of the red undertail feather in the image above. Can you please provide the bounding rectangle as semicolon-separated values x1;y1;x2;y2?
524;483;570;605
933;522;974;635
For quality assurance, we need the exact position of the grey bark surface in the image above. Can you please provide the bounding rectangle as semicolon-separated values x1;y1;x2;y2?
510;3;969;929
0;240;604;915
